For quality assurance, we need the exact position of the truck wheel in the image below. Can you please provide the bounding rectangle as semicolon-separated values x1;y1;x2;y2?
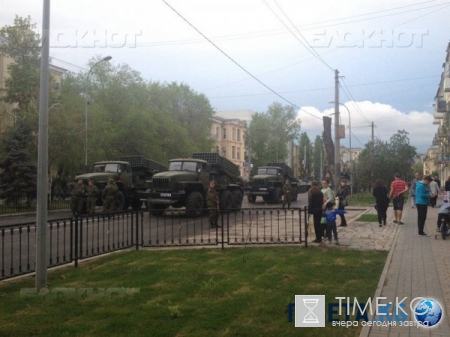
220;190;233;211
272;187;282;203
247;194;256;203
115;191;125;211
150;204;167;216
232;190;243;210
186;191;204;217
292;187;298;201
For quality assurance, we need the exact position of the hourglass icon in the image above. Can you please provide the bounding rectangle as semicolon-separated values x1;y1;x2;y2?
302;298;319;323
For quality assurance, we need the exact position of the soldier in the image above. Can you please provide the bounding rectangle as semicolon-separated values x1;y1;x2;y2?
282;179;293;209
102;178;118;212
206;180;220;228
86;180;99;213
71;179;86;215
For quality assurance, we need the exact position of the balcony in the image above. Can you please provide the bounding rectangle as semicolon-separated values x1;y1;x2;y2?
435;99;447;112
444;77;450;92
434;111;445;119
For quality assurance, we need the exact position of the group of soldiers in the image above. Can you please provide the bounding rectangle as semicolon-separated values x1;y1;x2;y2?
70;178;119;216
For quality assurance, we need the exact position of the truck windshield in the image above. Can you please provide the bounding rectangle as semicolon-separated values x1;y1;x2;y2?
104;163;119;173
257;168;278;175
169;161;198;172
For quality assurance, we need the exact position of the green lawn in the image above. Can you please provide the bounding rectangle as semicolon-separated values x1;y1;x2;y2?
0;247;387;336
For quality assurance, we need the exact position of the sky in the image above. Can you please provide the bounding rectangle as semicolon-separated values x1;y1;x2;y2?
1;0;449;153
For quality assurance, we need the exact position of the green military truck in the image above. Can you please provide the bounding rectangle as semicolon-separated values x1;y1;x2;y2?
74;155;167;211
247;162;298;203
142;152;244;217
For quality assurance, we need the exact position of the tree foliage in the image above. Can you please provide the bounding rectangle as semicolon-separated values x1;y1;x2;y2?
355;130;416;191
312;136;325;181
0;121;37;202
247;102;301;172
298;132;312;179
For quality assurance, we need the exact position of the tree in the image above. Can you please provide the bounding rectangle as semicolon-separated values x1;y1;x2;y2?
0;121;37;205
247;102;301;172
298;132;312;180
312;136;325;180
0;16;41;117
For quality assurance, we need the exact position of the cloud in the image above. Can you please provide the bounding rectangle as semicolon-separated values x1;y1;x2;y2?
297;101;436;153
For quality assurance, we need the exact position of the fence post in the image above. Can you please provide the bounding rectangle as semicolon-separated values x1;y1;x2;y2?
74;215;79;267
304;206;308;247
221;211;225;250
135;210;139;251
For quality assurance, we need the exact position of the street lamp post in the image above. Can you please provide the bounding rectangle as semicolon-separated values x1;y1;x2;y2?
85;56;112;167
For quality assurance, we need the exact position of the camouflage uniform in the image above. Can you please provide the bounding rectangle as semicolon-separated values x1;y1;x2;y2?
71;180;86;215
102;179;118;212
282;181;293;209
206;183;220;228
86;181;99;213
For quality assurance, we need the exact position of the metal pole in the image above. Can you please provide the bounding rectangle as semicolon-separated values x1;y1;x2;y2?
36;0;51;291
334;70;340;186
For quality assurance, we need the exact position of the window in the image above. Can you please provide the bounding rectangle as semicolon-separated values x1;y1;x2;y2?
232;127;236;140
223;128;226;139
237;129;241;141
232;146;235;159
237;147;240;160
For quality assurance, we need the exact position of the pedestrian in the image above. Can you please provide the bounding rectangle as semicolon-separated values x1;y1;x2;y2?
323;201;346;245
429;178;439;208
102;178;118;212
445;176;450;202
373;179;390;227
308;181;324;243
86;180;99;213
282;179;292;209
437;201;450;232
336;179;349;227
71;179;86;216
416;175;432;236
389;173;409;225
434;175;441;189
409;172;421;209
321;179;334;205
206;180;220;228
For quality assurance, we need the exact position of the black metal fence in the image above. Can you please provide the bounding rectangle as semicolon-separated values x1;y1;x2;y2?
1;207;308;281
0;196;71;214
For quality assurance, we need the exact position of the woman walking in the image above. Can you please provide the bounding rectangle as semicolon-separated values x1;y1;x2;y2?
336;179;349;227
373;179;390;227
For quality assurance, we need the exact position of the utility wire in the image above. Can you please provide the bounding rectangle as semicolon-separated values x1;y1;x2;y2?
162;0;321;120
264;0;334;72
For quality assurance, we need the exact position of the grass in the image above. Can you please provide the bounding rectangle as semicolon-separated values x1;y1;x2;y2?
0;247;387;336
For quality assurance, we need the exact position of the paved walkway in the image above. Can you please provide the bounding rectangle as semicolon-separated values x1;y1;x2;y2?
346;203;450;336
309;202;450;335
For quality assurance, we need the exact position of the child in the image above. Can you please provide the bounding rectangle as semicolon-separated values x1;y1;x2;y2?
323;202;347;245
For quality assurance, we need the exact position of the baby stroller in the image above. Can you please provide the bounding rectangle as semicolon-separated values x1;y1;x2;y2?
435;210;450;240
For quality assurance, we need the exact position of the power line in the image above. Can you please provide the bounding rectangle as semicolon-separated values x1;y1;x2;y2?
162;0;322;121
264;0;334;72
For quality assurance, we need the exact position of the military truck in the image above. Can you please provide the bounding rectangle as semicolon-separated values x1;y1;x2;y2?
74;155;167;211
142;152;244;217
247;162;298;203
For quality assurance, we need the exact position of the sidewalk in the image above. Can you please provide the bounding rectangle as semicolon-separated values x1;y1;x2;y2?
358;202;450;336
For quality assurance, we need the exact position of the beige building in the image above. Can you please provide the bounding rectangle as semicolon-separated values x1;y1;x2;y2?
211;116;246;176
430;42;450;181
0;35;66;134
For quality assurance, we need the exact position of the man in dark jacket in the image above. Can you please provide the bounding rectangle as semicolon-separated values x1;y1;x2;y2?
206;180;220;228
308;181;324;243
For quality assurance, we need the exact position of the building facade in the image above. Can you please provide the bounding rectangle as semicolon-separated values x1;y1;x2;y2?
211;116;246;176
430;42;450;181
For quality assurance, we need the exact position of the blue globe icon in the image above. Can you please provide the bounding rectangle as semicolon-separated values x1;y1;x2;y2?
413;298;443;327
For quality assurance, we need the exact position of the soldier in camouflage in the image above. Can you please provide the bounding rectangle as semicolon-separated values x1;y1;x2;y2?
71;179;86;215
86;180;99;213
282;179;293;209
206;180;220;228
102;178;118;212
